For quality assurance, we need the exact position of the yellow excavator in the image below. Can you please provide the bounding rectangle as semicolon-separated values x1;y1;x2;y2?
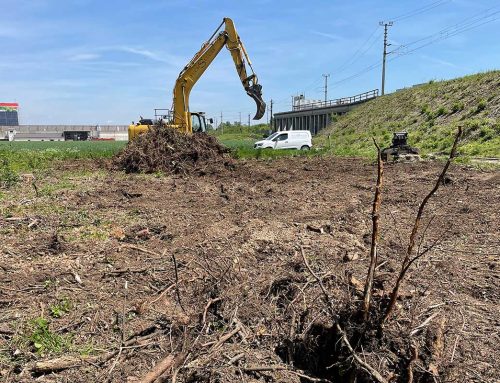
129;18;266;140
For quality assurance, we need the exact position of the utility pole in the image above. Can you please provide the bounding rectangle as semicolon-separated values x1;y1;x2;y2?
248;114;251;127
322;74;330;102
379;21;393;96
220;111;223;133
270;99;274;131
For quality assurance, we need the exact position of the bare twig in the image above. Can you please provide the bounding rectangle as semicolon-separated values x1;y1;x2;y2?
138;354;175;383
244;365;331;382
410;311;440;336
300;246;336;319
30;328;161;374
450;310;466;363
362;138;384;320
120;244;161;257
382;127;462;324
208;325;241;351
202;297;222;325
407;343;418;383
170;251;185;313
301;246;388;383
335;323;388;383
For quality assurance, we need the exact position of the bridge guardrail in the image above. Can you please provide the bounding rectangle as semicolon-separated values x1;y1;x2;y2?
292;89;379;111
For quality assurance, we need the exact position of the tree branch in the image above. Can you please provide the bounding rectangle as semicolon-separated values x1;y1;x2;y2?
382;127;462;324
362;138;384;320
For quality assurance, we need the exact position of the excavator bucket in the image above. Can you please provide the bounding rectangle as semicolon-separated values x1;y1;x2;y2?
246;84;266;120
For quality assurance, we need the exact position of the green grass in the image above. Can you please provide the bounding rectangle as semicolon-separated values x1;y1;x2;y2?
233;147;326;159
0;141;125;187
49;298;72;318
0;141;125;170
24;317;73;355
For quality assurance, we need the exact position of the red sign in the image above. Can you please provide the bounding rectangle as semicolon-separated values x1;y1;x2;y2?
0;103;18;112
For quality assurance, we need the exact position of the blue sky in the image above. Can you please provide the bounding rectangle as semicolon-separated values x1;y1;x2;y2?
1;0;499;125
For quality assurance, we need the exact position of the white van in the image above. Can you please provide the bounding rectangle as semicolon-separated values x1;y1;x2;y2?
254;130;312;150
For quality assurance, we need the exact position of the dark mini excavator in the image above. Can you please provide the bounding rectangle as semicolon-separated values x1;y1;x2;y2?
381;132;420;161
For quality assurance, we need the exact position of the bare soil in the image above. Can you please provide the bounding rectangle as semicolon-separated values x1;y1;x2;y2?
0;157;498;382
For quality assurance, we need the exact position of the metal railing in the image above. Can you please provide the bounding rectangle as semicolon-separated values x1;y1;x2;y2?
292;89;379;111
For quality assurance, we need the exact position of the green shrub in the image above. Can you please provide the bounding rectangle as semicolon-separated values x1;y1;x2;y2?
436;106;448;116
476;99;487;113
452;102;465;113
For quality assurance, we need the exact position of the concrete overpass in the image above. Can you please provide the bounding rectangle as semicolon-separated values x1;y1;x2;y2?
273;89;378;135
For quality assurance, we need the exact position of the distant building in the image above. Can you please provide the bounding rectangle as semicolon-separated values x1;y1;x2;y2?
0;102;19;126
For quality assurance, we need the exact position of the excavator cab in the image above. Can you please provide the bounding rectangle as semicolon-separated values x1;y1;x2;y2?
191;112;207;133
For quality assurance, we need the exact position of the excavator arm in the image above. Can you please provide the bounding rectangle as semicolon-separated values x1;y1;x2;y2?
172;18;266;133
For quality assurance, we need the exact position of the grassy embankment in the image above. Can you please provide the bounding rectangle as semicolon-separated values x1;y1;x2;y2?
316;71;500;159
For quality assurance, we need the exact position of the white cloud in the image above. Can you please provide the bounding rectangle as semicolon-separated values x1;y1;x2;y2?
420;54;458;68
69;53;100;61
310;30;343;41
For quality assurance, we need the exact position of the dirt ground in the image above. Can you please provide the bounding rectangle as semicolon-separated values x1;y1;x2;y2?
0;157;498;382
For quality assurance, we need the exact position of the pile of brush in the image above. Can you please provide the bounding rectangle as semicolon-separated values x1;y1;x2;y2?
114;125;233;175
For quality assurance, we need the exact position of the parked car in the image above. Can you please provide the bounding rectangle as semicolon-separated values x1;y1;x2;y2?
254;130;312;150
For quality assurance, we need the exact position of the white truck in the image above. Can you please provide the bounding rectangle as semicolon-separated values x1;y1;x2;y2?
254;130;312;150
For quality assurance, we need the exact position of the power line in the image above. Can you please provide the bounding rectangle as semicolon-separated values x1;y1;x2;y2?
334;27;380;74
329;8;499;90
391;10;500;58
333;1;450;78
396;7;500;50
391;0;450;22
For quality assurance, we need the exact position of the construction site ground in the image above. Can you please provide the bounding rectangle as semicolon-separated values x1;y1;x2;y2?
0;156;498;382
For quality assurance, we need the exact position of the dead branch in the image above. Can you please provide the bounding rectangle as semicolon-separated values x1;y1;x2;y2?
138;354;175;383
300;246;336;319
301;246;388;383
120;244;161;257
335;323;388;383
362;138;384;320
170;251;185;313
202;297;222;325
410;311;440;336
243;365;331;382
382;127;462;324
450;310;466;363
208;325;241;351
30;328;160;374
407;343;418;383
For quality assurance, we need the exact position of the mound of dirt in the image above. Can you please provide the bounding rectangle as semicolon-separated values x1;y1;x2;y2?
114;125;233;174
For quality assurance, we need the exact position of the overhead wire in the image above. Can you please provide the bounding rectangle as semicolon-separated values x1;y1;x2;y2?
391;0;450;22
334;27;381;74
329;6;499;90
396;6;500;49
272;2;498;110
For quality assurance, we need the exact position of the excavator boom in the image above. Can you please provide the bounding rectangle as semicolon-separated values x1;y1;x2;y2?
129;18;265;138
172;17;265;133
